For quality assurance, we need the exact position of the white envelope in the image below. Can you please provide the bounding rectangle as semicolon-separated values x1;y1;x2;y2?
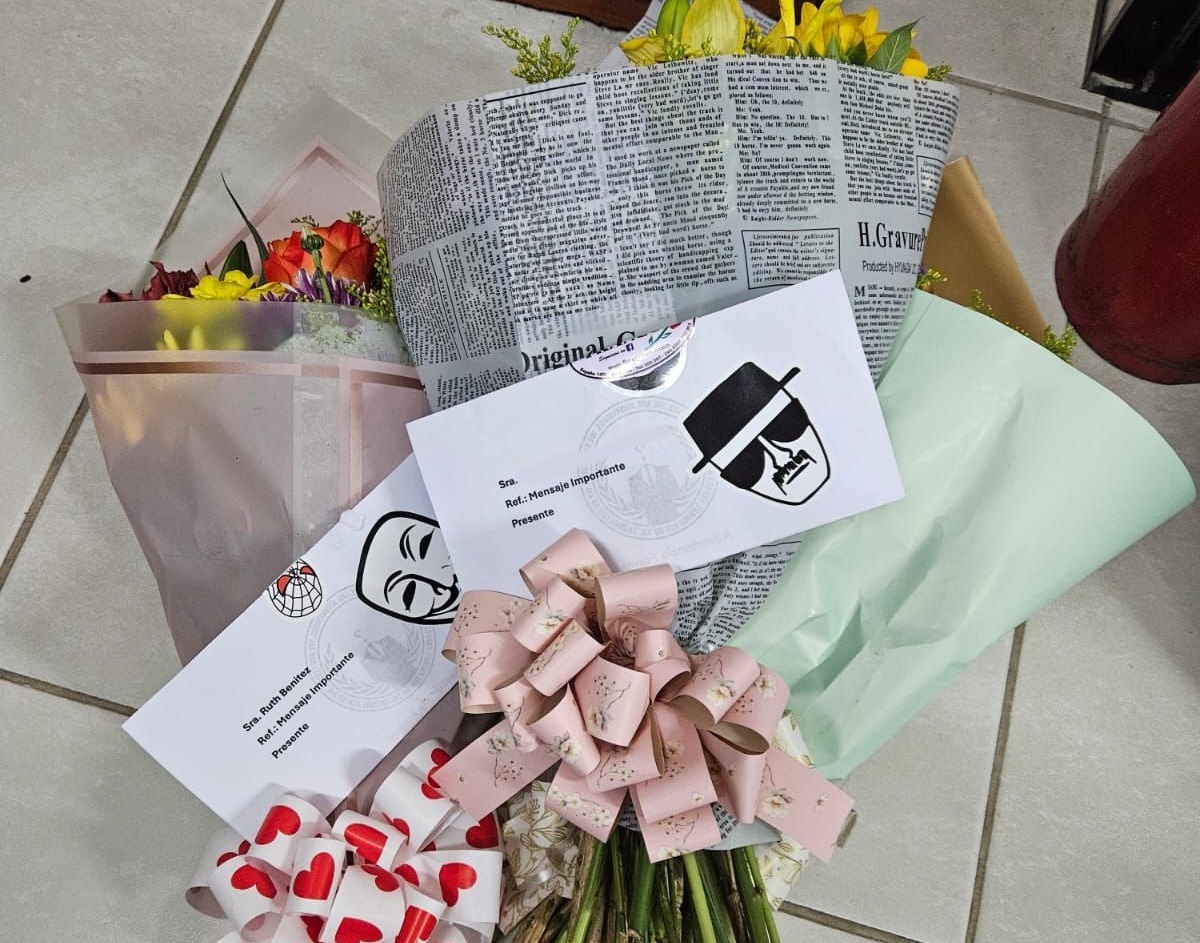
123;457;459;836
409;271;904;595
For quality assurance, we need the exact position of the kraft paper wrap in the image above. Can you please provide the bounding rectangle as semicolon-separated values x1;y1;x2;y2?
730;291;1195;783
922;157;1049;339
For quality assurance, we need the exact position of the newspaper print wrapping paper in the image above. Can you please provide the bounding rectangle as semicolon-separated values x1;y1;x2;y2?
377;53;957;656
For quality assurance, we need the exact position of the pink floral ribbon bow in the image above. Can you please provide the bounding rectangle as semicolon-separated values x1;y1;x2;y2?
433;530;855;864
187;740;503;943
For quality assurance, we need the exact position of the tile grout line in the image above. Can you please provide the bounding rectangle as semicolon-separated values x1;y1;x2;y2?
948;73;1101;120
153;0;289;253
962;623;1027;943
946;74;1146;133
0;1;288;718
0;669;135;717
779;902;929;943
0;397;89;596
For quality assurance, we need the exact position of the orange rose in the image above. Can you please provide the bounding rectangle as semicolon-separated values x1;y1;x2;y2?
262;220;376;287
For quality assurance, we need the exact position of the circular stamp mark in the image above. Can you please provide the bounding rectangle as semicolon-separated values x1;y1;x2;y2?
304;587;437;712
579;396;716;540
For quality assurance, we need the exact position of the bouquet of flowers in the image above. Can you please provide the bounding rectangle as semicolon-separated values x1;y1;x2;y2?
57;179;429;664
72;4;1194;943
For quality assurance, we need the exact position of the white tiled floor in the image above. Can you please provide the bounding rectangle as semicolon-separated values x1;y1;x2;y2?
3;3;1197;943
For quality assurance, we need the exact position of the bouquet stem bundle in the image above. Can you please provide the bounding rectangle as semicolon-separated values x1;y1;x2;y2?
508;834;779;943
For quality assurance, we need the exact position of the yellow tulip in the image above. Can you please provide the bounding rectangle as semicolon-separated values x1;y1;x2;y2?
681;0;747;55
900;47;930;78
761;0;795;56
861;8;879;38
796;0;841;56
780;0;797;35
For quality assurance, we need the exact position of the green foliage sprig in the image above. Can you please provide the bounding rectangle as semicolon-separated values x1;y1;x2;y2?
356;237;397;324
916;274;1078;363
483;17;581;84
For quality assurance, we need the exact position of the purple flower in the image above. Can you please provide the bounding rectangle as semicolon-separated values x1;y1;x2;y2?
264;269;362;307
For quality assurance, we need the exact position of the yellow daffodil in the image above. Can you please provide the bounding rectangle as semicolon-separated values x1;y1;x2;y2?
175;270;286;301
154;271;287;351
680;0;747;56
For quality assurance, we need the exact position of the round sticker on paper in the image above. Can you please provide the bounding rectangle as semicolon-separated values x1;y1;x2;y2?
571;321;696;383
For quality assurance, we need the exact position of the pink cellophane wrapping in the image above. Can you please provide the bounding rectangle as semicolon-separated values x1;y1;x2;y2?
56;298;429;663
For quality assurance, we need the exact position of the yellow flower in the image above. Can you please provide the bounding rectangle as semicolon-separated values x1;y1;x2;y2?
153;270;288;351
619;33;670;66
796;0;842;56
760;0;795;55
900;46;930;78
680;0;747;55
179;270;286;301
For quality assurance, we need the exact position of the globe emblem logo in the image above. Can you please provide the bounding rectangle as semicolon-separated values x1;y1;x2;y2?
267;559;323;618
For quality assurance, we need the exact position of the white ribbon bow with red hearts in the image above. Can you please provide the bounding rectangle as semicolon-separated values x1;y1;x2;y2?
187;741;503;943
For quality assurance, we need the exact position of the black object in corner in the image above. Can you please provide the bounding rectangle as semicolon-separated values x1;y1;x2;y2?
1085;0;1200;110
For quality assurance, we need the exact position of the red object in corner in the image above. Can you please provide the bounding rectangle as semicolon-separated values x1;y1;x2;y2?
1055;71;1200;384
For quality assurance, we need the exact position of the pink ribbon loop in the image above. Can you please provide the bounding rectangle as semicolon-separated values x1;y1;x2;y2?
188;741;504;943
434;529;856;863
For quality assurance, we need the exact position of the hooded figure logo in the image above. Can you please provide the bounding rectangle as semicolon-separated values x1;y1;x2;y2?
356;512;459;624
683;363;831;506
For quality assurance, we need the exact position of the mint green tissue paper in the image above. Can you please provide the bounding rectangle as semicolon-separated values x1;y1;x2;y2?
730;291;1196;783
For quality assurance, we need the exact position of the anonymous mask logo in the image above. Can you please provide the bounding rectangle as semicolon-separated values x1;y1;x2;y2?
684;363;830;505
356;512;459;624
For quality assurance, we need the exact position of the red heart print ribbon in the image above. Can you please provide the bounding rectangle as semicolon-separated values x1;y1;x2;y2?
187;740;503;943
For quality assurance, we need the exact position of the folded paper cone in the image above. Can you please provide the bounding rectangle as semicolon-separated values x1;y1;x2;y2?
730;291;1195;782
922;157;1048;340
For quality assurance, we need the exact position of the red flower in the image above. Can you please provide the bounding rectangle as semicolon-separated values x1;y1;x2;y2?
98;262;198;303
262;220;375;287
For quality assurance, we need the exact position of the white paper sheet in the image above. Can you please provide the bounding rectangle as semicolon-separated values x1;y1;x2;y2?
124;457;459;837
408;272;903;596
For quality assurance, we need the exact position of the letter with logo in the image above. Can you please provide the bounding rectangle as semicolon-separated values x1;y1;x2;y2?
410;271;905;596
124;456;459;837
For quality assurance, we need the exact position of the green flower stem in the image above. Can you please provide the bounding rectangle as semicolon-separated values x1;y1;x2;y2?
631;841;656;942
681;895;696;943
714;852;749;943
300;229;333;305
609;833;630;943
695;852;735;943
729;849;769;943
542;907;569;943
657;859;683;943
569;836;609;943
682;854;719;943
744;849;781;943
587;885;609;943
